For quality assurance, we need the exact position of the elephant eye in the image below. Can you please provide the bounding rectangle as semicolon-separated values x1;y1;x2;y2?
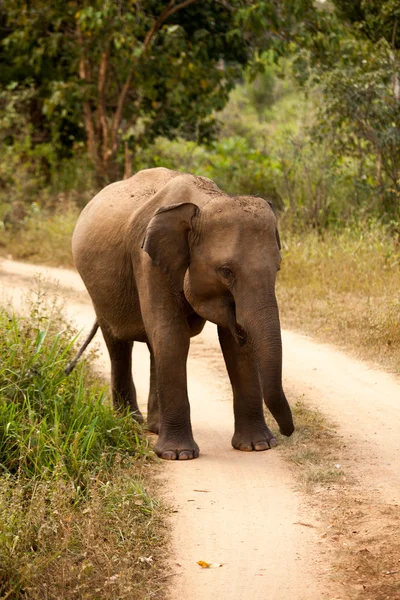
220;266;234;279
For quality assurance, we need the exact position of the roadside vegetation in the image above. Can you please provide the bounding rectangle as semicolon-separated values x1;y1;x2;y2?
0;296;164;600
277;226;400;372
275;396;400;600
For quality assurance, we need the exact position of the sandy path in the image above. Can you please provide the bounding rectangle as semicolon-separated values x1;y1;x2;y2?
281;331;400;507
2;258;400;599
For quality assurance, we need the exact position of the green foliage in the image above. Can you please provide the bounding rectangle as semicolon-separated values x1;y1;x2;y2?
0;84;50;200
312;34;400;217
0;0;330;185
245;65;278;120
0;0;257;183
0;300;152;487
133;71;385;229
135;135;282;204
0;81;95;232
333;0;400;49
1;0;399;228
290;0;400;219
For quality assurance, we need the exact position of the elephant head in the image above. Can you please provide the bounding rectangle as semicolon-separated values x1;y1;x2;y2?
142;182;294;437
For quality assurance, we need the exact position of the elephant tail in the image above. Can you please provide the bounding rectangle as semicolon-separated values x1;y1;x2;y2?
65;320;99;375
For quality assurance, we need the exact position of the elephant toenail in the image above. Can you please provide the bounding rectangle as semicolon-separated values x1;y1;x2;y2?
269;437;277;447
161;451;177;460
254;441;270;451
239;444;253;452
179;451;193;460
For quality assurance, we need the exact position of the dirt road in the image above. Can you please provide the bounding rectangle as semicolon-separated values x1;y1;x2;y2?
2;258;400;600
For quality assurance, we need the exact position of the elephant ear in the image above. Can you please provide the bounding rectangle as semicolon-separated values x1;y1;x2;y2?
266;200;281;251
142;202;199;292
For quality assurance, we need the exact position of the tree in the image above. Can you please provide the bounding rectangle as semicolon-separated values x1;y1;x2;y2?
286;0;400;218
1;0;324;184
322;2;400;215
2;1;253;183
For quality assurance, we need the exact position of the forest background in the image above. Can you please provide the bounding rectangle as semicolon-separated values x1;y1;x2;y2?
1;0;400;371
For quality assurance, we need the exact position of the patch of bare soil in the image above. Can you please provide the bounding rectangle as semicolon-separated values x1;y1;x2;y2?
324;489;400;599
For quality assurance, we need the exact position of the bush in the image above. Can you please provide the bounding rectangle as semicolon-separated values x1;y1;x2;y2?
0;302;151;486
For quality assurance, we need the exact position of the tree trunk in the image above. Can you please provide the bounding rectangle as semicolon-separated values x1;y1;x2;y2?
124;142;132;179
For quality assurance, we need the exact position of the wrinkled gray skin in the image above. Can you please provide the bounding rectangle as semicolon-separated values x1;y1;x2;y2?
72;167;294;460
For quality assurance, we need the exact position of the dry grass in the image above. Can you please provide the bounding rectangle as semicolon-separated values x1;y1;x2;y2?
277;226;400;374
274;398;400;599
0;465;167;600
274;399;345;493
0;299;167;600
0;205;78;267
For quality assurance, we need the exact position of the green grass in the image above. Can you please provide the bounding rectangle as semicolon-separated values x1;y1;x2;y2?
0;308;151;486
0;300;165;600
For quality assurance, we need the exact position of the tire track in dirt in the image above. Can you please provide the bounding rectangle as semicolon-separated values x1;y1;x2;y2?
3;258;400;599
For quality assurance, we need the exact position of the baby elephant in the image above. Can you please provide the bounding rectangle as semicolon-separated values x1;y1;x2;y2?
70;167;294;460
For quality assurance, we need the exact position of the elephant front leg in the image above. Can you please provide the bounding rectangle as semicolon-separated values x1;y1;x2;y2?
218;326;276;451
149;331;199;460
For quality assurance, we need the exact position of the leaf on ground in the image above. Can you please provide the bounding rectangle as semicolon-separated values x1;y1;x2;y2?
197;561;222;569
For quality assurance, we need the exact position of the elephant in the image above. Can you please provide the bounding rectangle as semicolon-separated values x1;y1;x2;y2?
70;167;294;460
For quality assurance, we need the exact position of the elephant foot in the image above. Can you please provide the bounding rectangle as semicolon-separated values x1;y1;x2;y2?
146;419;160;434
154;432;199;460
232;424;277;452
131;409;144;424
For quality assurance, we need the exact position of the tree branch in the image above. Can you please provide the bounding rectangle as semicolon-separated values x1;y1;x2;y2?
392;16;398;50
110;73;133;155
78;31;100;170
98;49;109;158
110;0;199;156
143;0;199;50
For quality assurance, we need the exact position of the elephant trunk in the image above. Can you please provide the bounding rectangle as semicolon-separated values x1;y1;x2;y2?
235;292;294;436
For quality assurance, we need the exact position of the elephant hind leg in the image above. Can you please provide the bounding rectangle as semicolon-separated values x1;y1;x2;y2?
101;326;143;423
146;345;160;433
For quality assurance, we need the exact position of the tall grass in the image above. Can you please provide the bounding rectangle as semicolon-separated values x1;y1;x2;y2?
0;308;150;486
277;224;400;372
0;300;164;600
0;203;79;266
